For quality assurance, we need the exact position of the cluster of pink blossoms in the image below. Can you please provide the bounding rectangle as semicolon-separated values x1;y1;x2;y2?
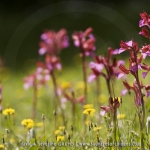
24;29;70;89
23;67;50;90
88;47;125;83
72;27;96;56
39;29;69;56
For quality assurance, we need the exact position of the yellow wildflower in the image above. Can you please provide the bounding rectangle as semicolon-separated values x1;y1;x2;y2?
76;81;90;92
99;94;107;103
83;108;95;115
117;114;125;119
59;126;65;130
57;135;64;142
36;122;43;127
2;108;15;115
21;119;34;129
61;82;71;89
93;126;102;131
10;138;15;144
0;144;4;149
55;130;61;135
83;104;93;109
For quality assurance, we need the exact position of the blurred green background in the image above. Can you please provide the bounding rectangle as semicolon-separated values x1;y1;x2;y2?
0;0;150;70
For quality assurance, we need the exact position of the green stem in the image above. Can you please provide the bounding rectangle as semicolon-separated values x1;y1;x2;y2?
51;71;58;109
96;77;100;110
106;78;112;105
51;71;66;126
72;102;75;127
113;108;117;143
32;79;37;119
133;51;145;149
81;54;87;103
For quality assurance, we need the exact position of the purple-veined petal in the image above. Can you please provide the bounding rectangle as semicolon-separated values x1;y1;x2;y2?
56;63;62;70
23;83;30;90
138;64;142;70
131;65;137;73
117;60;125;66
47;63;53;71
112;49;119;55
146;52;150;56
74;40;80;47
96;64;104;71
89;62;104;71
146;90;150;97
41;33;47;40
89;34;95;39
88;74;96;83
89;62;95;68
139;20;144;27
61;97;67;103
39;48;47;55
36;67;43;74
45;38;52;44
142;72;148;79
122;89;128;96
117;73;125;79
85;51;90;56
44;74;50;81
139;31;143;36
62;36;69;48
118;48;126;54
141;53;147;59
126;40;133;47
100;110;106;116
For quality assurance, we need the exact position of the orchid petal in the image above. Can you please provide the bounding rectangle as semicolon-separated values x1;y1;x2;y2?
118;48;126;54
139;20;144;27
142;72;148;78
88;74;96;83
141;53;147;59
122;89;128;96
117;60;125;66
74;40;80;47
126;40;133;47
44;74;50;81
23;83;30;90
56;63;62;70
100;110;106;116
146;91;150;97
117;73;125;79
39;48;46;55
112;49;119;55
